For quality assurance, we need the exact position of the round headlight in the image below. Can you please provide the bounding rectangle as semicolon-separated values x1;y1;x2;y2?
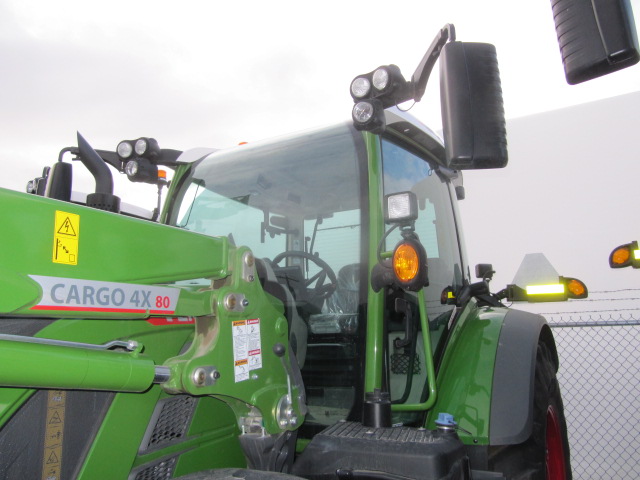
125;160;139;177
117;141;133;159
351;77;371;99
135;138;148;156
352;101;375;123
372;67;390;91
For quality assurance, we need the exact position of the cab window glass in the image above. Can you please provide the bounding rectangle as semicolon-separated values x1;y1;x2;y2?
382;139;463;414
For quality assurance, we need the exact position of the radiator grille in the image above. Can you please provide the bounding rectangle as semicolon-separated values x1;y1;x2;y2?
133;456;177;480
140;395;196;453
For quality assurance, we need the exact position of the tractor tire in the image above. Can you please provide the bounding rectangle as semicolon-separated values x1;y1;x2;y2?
491;341;572;479
174;469;306;480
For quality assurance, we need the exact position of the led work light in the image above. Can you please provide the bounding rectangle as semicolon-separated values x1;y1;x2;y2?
384;191;418;225
116;137;162;184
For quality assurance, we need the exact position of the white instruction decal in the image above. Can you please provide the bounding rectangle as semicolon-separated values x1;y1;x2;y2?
232;318;262;382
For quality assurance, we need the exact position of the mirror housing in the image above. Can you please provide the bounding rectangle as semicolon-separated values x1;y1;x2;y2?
440;42;508;170
551;0;640;85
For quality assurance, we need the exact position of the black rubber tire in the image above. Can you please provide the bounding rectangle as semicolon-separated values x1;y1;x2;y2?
491;341;572;479
174;468;306;480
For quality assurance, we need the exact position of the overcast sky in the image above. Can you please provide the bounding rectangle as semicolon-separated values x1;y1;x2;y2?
2;0;639;309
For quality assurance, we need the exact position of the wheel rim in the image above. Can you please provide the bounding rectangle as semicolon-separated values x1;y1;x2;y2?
546;405;567;480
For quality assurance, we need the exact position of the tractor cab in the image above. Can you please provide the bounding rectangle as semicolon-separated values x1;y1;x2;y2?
164;110;465;436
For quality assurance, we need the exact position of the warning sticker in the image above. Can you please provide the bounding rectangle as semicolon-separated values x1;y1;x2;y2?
42;390;66;480
232;318;262;382
53;211;79;265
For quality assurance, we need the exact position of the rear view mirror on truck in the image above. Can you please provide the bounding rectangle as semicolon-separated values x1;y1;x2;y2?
551;0;640;84
440;42;508;170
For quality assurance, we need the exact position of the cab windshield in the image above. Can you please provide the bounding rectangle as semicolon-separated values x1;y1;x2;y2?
167;123;368;433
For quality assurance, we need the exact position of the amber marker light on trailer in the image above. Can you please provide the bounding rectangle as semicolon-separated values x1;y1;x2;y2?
523;283;567;302
526;283;565;296
609;241;640;268
564;277;588;299
507;276;588;303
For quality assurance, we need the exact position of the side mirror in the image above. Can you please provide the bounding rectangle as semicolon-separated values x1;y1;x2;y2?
440;42;508;170
45;161;73;202
551;0;640;84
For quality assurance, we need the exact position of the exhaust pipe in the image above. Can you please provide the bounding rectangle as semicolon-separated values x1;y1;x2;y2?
77;132;121;213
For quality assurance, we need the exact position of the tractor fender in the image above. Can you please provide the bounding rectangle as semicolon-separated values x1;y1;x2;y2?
489;308;558;445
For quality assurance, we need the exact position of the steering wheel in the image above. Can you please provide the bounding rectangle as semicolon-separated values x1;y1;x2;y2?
272;251;338;302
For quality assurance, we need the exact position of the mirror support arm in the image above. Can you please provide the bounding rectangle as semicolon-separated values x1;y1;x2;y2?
411;24;456;102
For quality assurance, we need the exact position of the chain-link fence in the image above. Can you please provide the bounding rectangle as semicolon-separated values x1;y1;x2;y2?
547;312;640;479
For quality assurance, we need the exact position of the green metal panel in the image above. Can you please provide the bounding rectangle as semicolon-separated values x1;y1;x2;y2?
0;187;230;319
363;132;386;393
77;389;245;479
0;311;247;476
163;247;302;435
426;299;506;445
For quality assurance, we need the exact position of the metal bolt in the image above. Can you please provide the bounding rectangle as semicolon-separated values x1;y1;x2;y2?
212;370;221;380
192;368;207;387
224;294;237;311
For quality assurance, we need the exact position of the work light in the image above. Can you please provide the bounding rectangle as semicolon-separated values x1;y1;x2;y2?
352;99;386;134
117;141;134;159
372;67;390;91
134;137;160;159
124;158;158;183
384;191;418;225
351;77;371;99
135;138;148;156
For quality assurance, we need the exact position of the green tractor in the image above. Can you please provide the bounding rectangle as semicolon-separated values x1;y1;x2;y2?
1;3;638;480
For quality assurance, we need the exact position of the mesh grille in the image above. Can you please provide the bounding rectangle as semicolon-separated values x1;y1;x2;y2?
145;396;196;450
390;352;421;375
134;456;177;480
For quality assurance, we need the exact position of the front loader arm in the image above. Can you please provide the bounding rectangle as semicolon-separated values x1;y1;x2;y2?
0;187;304;437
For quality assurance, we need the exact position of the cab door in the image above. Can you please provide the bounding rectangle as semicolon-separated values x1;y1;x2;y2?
379;136;469;423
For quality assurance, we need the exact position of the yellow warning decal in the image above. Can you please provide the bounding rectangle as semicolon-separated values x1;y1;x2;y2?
52;211;79;265
42;390;66;480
